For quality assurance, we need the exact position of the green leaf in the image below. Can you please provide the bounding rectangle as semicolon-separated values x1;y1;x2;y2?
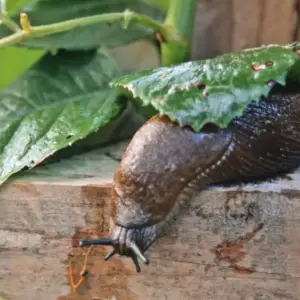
0;1;45;90
0;0;164;50
0;1;45;91
142;0;169;12
0;47;45;90
7;0;32;15
0;48;123;184
111;43;300;131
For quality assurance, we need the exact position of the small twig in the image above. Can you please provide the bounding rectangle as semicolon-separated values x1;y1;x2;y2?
0;10;185;49
0;12;21;32
68;245;94;294
0;30;23;47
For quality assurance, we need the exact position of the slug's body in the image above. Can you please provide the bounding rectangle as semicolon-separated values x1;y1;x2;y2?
81;88;300;271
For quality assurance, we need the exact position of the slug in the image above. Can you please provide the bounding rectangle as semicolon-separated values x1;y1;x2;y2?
80;85;300;272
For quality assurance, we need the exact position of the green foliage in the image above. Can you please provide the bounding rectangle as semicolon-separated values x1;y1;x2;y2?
111;43;300;131
1;0;300;186
0;0;164;50
0;48;122;183
0;0;45;92
142;0;169;12
7;0;31;15
0;46;44;90
161;0;197;65
0;0;170;184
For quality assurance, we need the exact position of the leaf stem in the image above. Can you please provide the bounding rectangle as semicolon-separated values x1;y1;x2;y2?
161;0;197;66
0;30;22;46
0;10;185;49
0;12;21;32
0;0;6;14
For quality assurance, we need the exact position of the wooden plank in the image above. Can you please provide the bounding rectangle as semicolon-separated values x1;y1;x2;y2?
258;0;297;45
192;0;297;60
232;0;297;50
231;0;261;51
191;0;232;59
1;140;300;299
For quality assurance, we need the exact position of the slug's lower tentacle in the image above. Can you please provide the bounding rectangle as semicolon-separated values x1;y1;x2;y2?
79;225;152;272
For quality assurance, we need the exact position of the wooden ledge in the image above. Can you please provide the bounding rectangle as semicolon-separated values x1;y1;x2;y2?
1;140;300;300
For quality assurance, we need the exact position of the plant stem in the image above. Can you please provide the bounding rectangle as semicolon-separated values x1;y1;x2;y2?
0;0;6;14
0;10;185;49
0;12;21;32
161;0;197;66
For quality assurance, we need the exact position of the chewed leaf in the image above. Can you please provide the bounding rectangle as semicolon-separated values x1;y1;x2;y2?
111;43;300;131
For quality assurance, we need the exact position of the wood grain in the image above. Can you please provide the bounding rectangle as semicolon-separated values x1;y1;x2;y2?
192;0;298;60
258;0;297;46
231;0;261;51
1;140;300;300
191;0;232;59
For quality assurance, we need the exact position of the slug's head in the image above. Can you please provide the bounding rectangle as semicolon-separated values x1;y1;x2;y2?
79;224;155;272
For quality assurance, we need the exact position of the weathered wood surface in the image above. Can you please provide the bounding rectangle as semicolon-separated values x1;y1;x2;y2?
191;0;297;59
1;139;300;300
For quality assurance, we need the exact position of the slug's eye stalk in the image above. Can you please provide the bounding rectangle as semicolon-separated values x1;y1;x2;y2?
79;225;149;273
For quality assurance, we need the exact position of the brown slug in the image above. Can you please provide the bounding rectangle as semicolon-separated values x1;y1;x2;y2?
80;86;300;272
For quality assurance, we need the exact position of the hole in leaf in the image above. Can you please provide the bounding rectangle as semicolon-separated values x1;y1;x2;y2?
251;60;273;71
195;82;206;90
266;61;273;67
251;64;266;71
66;135;73;140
